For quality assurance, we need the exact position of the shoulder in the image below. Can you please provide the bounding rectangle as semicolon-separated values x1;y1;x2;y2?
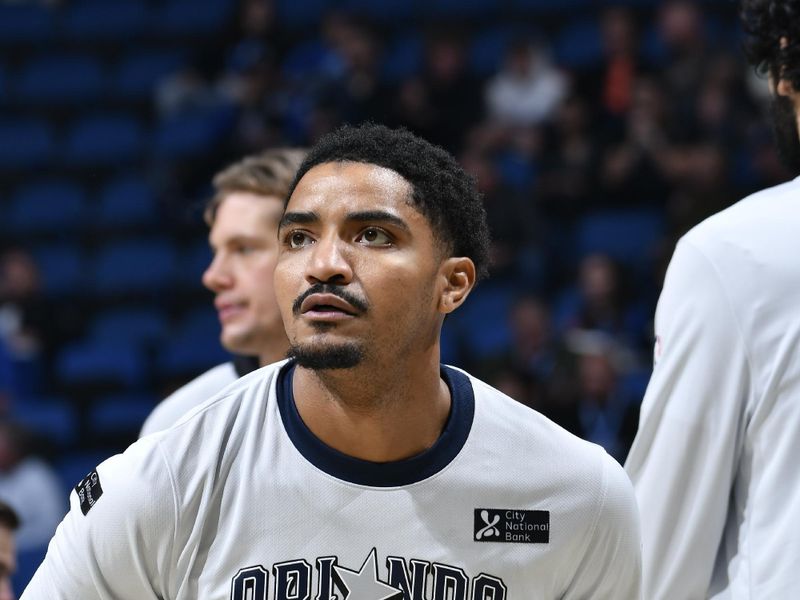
681;177;800;270
140;362;238;437
152;360;287;472
663;178;800;329
463;369;623;497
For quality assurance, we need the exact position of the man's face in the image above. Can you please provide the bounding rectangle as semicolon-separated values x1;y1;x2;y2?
202;192;285;357
274;162;446;370
0;525;16;600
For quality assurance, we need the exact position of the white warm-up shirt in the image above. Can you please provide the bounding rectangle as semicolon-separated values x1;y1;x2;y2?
625;176;800;599
25;361;641;599
140;362;238;437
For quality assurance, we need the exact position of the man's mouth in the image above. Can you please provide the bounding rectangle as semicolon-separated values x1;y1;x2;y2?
300;293;358;318
216;301;246;322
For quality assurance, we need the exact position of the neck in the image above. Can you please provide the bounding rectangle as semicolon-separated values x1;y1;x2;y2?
292;351;451;462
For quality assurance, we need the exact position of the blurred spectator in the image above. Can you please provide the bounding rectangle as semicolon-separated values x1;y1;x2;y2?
417;31;484;152
0;501;17;600
0;250;47;401
600;75;676;207
555;254;648;353
0;423;63;552
460;148;541;278
0;251;43;362
565;329;639;462
658;0;716;125
485;37;568;127
538;94;600;222
156;64;226;117
479;295;556;389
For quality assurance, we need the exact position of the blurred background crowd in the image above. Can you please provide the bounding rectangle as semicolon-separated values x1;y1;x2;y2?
0;0;791;591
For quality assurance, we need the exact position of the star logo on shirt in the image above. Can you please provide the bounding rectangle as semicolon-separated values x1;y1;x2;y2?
332;548;403;599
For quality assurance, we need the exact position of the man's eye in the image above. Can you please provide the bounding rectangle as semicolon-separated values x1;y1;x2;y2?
288;231;313;248
356;228;391;246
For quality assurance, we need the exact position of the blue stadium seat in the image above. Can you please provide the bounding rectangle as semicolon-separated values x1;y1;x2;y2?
0;118;54;168
14;399;78;448
455;283;516;359
7;180;87;235
96;174;158;228
153;106;236;159
55;450;117;494
88;393;157;435
31;244;85;296
91;239;177;295
152;0;233;36
469;26;517;78
12;545;48;597
575;210;665;269
509;0;592;15
380;33;423;84
62;0;148;41
0;4;54;45
554;20;604;69
64;114;145;166
56;339;146;387
114;49;186;100
181;241;212;288
341;0;412;24
15;55;105;105
176;306;220;342
282;40;343;81
89;307;168;347
275;0;333;30
422;0;498;19
157;307;227;376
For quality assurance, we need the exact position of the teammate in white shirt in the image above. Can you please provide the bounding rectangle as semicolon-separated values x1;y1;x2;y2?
23;124;641;599
140;149;306;437
625;2;800;597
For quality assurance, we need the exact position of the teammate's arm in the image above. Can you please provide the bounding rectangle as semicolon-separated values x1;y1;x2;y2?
624;239;748;599
21;439;177;599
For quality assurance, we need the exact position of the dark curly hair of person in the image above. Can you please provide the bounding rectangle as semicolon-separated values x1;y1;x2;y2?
286;123;492;282
741;0;800;90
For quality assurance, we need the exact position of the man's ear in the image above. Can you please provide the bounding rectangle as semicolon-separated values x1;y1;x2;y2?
776;77;797;99
438;257;476;314
776;37;799;99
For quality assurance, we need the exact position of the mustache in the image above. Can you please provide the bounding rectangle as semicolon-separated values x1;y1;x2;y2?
292;283;370;316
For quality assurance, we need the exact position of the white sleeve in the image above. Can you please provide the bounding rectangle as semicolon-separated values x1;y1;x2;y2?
21;437;178;600
624;239;749;599
564;453;642;600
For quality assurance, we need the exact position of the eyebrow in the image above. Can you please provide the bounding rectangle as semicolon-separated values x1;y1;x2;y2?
279;210;410;232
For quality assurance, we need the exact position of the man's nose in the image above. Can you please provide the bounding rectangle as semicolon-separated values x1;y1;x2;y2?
305;235;353;284
202;254;233;292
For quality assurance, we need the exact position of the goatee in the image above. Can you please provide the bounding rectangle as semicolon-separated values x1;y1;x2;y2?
287;343;365;370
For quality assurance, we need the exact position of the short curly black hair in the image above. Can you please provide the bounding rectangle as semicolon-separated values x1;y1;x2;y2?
286;123;491;281
741;0;800;90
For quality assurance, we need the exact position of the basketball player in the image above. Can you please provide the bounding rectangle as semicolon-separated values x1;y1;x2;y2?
23;124;640;599
625;2;800;597
140;149;306;436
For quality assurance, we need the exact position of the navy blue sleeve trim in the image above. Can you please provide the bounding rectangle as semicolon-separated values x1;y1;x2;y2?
276;362;475;487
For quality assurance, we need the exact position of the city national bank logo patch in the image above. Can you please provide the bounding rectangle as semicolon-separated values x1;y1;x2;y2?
474;508;549;543
75;469;103;516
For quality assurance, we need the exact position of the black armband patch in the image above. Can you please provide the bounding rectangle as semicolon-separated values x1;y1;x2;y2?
75;469;104;516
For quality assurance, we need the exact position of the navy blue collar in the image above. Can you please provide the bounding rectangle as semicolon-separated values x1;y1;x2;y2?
276;361;475;487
